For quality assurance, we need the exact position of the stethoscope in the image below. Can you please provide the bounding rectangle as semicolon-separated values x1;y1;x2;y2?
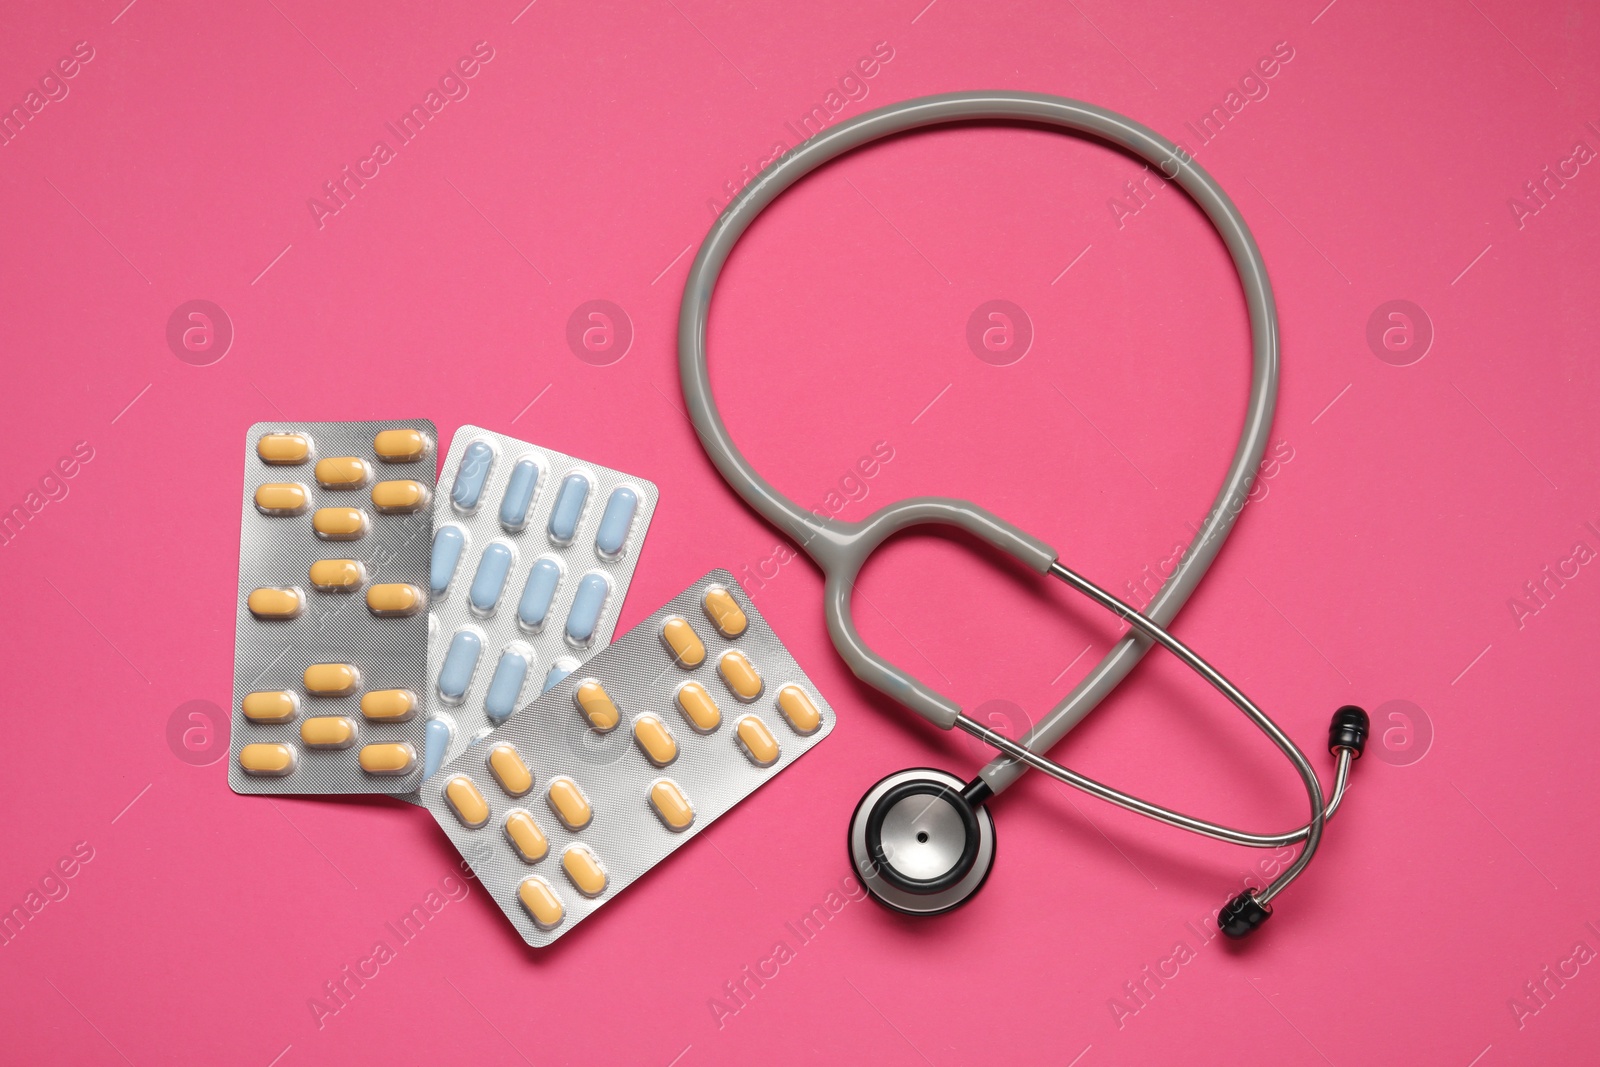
677;92;1369;938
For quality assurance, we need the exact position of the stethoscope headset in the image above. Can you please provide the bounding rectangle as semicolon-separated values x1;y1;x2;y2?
677;92;1369;938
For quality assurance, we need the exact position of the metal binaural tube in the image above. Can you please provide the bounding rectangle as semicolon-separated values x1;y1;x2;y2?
1043;560;1325;900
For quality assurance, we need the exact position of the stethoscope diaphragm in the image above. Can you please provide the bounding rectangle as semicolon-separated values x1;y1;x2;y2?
849;768;995;915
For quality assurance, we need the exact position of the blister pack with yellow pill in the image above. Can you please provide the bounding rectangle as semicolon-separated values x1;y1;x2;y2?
230;421;437;794
399;424;658;803
421;569;834;946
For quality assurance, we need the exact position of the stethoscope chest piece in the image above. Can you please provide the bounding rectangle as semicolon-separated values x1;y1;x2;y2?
850;768;995;915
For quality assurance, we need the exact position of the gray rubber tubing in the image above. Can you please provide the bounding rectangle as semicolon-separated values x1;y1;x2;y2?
677;91;1278;795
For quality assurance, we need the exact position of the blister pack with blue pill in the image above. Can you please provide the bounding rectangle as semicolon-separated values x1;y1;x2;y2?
401;424;658;802
230;421;437;795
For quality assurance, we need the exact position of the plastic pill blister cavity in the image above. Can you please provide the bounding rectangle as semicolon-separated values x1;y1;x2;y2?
230;421;436;795
401;424;658;803
421;569;835;947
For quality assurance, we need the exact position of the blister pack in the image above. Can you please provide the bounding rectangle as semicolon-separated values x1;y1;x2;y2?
409;425;659;797
421;569;835;946
230;421;437;795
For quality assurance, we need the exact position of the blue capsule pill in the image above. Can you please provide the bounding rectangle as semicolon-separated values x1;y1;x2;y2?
499;459;540;531
423;718;452;778
438;629;483;702
565;572;611;645
430;525;467;595
451;441;495;511
517;558;562;630
548;473;590;544
543;657;578;693
484;647;532;725
594;487;639;558
469;542;515;615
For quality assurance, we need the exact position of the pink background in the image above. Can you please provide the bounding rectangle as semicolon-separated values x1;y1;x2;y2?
3;0;1597;1063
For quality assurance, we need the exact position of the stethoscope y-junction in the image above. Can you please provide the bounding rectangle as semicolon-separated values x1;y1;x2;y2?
677;91;1368;938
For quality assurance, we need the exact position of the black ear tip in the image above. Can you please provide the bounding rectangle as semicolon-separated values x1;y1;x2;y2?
1219;890;1272;939
1329;705;1370;757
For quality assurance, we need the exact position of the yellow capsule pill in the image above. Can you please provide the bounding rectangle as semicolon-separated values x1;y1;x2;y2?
632;714;678;767
518;876;564;929
366;583;425;617
661;616;706;668
359;742;416;775
313;507;367;541
702;585;748;637
561;844;608;898
546;776;592;830
314;456;371;489
300;716;357;749
303;662;361;696
257;432;311;465
488;743;533;797
239;742;296;776
675;681;721;733
736;715;780;767
309;559;366;591
776;684;823;735
373;428;427;463
718;649;763;702
649;779;695;832
242;690;299;723
371;479;429;514
254;482;309;516
360;689;417;722
444;775;490;828
247;586;304;620
573;680;620;733
505;810;549;863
